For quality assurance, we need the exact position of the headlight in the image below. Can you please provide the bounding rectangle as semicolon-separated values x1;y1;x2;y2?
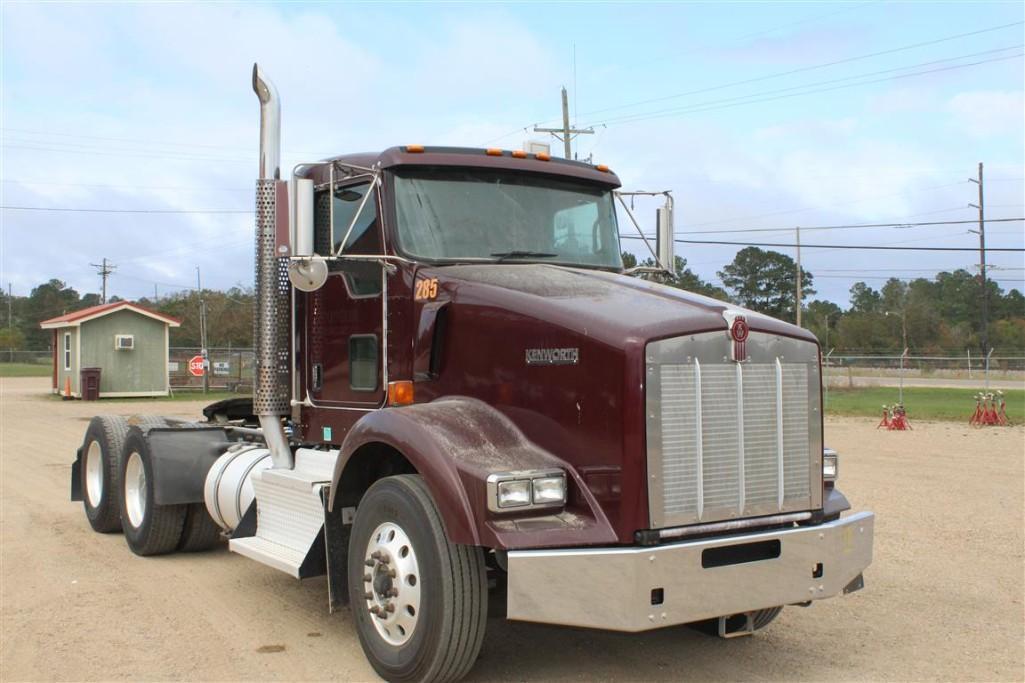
487;470;566;513
496;479;531;508
823;448;839;482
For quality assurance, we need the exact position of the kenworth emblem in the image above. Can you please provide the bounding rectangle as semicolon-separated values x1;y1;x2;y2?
722;310;749;362
525;348;579;366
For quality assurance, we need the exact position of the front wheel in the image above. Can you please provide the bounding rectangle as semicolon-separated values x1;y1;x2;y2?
348;475;487;683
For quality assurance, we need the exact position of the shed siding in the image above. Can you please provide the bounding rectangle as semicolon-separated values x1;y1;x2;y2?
80;310;168;395
55;327;80;396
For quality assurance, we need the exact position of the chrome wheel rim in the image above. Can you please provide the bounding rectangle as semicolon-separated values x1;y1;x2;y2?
363;522;421;646
84;440;103;508
124;451;146;528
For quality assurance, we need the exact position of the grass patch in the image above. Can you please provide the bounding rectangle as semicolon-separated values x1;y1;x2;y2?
0;363;52;377
825;386;1024;423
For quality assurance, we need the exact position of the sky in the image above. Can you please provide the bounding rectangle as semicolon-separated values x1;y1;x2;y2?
2;1;1023;307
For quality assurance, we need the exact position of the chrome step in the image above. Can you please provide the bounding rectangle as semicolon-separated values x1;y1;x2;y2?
230;536;309;577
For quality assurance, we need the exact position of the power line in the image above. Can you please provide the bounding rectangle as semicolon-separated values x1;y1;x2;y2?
662;238;1025;252
627;217;1025;237
89;258;116;304
1;178;250;192
1;205;251;214
530;20;1024;127
581;47;1023;128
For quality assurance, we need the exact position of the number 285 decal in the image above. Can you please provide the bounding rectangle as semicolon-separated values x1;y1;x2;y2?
414;277;439;301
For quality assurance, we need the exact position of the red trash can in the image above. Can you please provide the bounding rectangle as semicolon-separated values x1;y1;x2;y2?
80;367;101;401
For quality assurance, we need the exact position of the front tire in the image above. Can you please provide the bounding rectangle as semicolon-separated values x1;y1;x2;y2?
348;475;487;683
119;428;186;556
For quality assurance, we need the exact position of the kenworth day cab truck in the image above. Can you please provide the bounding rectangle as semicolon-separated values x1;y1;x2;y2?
72;65;874;683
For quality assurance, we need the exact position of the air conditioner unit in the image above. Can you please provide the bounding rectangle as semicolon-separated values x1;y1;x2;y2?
115;334;135;351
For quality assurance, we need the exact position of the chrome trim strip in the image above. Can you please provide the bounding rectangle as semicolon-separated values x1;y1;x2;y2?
655;510;812;540
775;357;785;510
735;362;745;515
694;358;703;520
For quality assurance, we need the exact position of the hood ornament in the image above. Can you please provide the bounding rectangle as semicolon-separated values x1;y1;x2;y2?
722;310;750;362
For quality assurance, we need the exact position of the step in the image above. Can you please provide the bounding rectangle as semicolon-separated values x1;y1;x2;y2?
229;536;309;578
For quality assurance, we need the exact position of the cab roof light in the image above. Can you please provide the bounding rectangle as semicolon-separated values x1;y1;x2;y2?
535;151;551;161
406;144;425;153
596;163;610;172
388;380;415;406
511;149;528;159
485;148;504;157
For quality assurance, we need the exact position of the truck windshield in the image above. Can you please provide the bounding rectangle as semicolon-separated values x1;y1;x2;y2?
392;169;623;269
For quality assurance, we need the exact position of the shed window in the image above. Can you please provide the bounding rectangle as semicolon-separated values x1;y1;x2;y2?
63;332;71;371
349;335;378;391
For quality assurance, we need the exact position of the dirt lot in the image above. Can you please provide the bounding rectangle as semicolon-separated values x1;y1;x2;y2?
2;376;1023;682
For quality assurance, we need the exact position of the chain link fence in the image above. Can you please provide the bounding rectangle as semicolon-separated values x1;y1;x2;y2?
824;354;1025;390
169;347;254;392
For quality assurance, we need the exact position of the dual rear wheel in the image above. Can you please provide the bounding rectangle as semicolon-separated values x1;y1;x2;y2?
79;416;222;554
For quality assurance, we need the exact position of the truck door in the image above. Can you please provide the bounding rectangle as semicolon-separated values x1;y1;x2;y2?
303;180;385;408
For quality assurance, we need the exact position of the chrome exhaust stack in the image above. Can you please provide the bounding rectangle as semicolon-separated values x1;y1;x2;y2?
252;63;292;469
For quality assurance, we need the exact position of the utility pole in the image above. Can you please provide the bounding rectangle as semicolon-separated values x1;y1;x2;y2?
90;258;116;303
533;87;593;160
197;266;209;394
969;162;987;355
795;227;803;327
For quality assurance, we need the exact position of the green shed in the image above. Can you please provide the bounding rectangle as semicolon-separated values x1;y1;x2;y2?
40;301;181;398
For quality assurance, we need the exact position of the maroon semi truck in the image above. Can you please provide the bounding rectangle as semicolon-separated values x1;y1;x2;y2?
72;65;874;682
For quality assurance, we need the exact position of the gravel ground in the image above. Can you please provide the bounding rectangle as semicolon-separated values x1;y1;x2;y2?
2;376;1023;682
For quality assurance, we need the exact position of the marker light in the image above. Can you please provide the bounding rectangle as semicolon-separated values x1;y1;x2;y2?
405;145;425;153
596;164;610;172
387;380;415;406
485;148;504;156
535;152;551;161
511;150;527;159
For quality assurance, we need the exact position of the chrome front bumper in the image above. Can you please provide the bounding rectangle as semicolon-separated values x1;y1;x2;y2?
506;511;874;632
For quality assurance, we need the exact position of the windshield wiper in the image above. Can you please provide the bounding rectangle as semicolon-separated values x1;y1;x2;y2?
490;251;559;262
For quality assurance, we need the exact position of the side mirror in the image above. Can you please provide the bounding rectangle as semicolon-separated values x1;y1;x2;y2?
656;195;675;277
292;177;314;257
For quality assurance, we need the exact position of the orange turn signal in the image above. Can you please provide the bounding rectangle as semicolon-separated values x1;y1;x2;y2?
511;149;527;159
485;148;504;157
388;380;415;406
535;152;551;161
596;163;610;172
406;144;425;153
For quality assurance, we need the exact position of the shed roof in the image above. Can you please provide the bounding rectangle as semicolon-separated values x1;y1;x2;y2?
39;301;182;329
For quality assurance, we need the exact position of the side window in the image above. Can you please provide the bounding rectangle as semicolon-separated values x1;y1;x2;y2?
349;335;378;391
63;332;71;370
314;182;382;295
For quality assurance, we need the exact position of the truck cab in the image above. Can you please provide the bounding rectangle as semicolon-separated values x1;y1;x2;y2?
72;65;873;683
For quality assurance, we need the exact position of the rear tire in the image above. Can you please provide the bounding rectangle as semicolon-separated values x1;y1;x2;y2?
177;503;224;552
119;428;186;556
80;416;129;533
691;606;783;636
348;474;487;683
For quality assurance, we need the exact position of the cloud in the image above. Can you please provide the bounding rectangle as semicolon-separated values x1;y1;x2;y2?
946;90;1025;139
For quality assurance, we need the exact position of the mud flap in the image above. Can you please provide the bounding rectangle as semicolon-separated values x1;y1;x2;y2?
322;487;351;612
70;446;83;502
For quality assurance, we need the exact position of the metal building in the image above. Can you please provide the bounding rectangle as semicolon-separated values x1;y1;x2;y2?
40;302;181;398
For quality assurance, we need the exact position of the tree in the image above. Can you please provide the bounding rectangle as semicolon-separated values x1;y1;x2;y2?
849;282;881;314
806;299;842;348
624;252;730;300
718;247;813;321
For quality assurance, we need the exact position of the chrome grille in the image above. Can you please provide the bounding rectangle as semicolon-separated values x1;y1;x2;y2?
646;330;822;528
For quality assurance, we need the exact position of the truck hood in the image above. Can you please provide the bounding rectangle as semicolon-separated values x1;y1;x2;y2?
433;264;817;349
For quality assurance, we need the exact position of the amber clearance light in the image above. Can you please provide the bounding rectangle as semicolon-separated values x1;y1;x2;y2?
405;144;425;153
485;148;504;157
388;380;415;406
535;151;551;161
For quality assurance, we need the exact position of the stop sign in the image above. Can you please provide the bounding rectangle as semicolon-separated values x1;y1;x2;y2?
188;355;205;377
